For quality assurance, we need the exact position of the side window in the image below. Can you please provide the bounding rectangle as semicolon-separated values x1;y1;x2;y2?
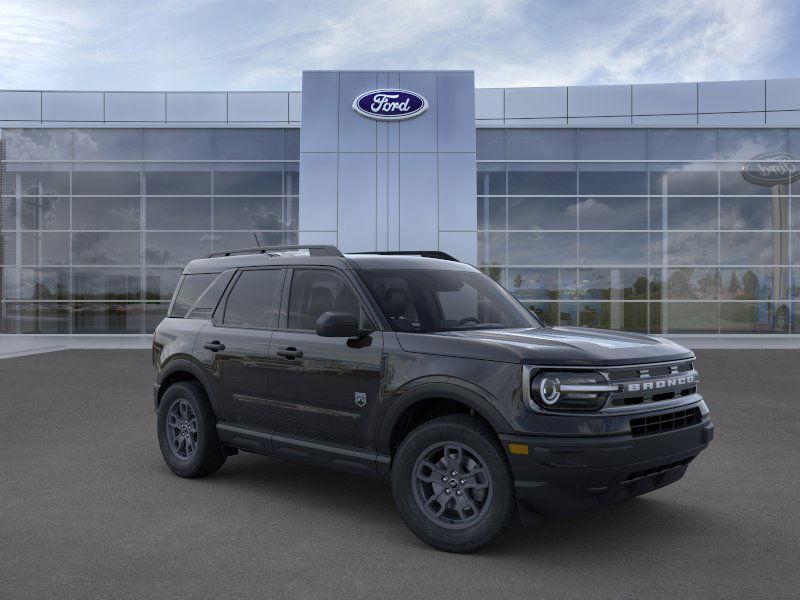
171;273;218;318
222;269;283;329
287;270;369;331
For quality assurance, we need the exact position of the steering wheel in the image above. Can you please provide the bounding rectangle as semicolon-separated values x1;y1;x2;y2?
457;316;481;327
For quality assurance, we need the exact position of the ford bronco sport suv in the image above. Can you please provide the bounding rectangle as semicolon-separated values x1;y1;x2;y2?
152;245;713;553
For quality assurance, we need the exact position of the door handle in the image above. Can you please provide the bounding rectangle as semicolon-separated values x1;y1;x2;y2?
203;340;226;352
276;347;304;360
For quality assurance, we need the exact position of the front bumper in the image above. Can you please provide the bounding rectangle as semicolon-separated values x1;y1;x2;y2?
500;412;714;522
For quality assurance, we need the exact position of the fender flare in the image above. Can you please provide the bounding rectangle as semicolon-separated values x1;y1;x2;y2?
157;357;221;418
377;380;513;456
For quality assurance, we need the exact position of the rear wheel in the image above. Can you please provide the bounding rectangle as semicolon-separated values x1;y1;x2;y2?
157;381;226;478
391;414;515;553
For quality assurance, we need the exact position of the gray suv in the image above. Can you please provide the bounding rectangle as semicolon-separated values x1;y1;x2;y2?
152;245;713;553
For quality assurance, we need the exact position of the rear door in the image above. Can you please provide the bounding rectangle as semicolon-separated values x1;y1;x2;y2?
197;267;285;428
267;267;384;451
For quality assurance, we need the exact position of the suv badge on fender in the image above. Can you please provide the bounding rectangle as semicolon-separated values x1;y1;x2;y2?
354;392;367;408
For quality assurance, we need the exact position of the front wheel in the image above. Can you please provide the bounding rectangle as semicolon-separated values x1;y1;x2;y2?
391;414;515;553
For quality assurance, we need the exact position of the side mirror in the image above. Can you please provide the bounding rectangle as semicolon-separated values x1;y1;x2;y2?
315;311;371;338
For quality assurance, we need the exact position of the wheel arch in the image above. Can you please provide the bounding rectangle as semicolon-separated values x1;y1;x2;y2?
157;358;220;417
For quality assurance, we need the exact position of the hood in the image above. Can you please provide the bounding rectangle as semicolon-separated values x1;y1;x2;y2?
396;326;693;366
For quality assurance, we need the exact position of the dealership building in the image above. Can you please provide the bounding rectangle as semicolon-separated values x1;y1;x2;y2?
1;70;799;340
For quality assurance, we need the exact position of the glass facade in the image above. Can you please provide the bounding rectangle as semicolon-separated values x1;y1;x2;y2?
0;128;299;333
477;128;800;334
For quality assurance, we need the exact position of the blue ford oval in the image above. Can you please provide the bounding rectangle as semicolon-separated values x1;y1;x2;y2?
352;89;428;121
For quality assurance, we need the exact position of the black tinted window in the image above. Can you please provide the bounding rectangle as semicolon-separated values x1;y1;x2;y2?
223;269;283;328
171;273;218;318
287;270;368;330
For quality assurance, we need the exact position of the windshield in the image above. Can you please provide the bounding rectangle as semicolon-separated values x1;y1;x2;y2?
357;269;542;333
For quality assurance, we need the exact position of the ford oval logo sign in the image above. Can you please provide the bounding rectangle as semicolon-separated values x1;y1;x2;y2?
352;89;428;121
742;152;800;186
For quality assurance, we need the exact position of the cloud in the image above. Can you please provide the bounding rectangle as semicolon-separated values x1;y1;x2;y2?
0;0;795;90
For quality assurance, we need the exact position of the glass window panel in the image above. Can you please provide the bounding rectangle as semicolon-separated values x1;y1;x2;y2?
478;232;506;266
649;301;663;333
650;269;663;300
508;197;576;230
477;197;506;230
213;197;284;230
557;302;578;326
649;169;717;195
664;302;719;333
213;129;283;160
720;197;785;230
2;267;69;300
145;197;211;230
213;170;283;195
145;232;212;266
507;129;576;160
1;232;16;264
666;232;718;265
72;302;143;333
18;232;70;265
578;129;646;160
720;232;775;265
285;197;298;231
579;171;647;195
793;232;800;265
577;302;648;333
1;197;17;227
719;267;782;301
793;198;800;230
648;129;718;161
650;197;663;230
667;197;718;230
72;232;140;265
284;164;299;196
719;302;776;333
145;303;171;334
792;268;800;299
666;268;720;300
577;268;649;300
72;197;140;230
20;196;69;230
143;129;213;160
2;302;71;333
507;268;577;300
578;197;647;230
522;301;559;326
72;171;141;195
578;233;648;266
73;129;141;160
720;168;778;196
72;268;141;300
144;171;210;195
718;129;788;160
211;231;290;252
146;268;182;300
508;232;577;266
285;129;300;160
508;169;576;195
10;170;70;196
476;129;505;160
3;129;72;160
477;166;506;195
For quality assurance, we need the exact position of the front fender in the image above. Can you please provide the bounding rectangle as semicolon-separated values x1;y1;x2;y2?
157;356;221;418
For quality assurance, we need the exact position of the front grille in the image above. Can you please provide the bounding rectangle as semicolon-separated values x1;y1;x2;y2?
608;361;693;382
608;361;698;407
622;458;693;483
629;407;701;437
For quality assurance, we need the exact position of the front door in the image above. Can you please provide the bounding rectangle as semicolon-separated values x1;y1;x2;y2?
197;267;285;428
267;268;383;451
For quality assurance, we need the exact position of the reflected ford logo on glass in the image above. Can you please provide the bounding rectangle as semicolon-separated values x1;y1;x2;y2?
741;152;800;186
352;89;428;121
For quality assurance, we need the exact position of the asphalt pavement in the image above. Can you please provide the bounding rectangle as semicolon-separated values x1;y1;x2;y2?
0;349;798;599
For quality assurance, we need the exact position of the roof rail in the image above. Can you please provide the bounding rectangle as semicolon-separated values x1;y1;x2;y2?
207;244;344;259
352;250;460;262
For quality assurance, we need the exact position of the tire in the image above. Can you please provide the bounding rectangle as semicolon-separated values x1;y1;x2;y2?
157;381;226;478
391;414;515;553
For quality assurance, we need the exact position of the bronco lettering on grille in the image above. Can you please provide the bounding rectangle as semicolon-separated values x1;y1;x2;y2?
627;374;695;392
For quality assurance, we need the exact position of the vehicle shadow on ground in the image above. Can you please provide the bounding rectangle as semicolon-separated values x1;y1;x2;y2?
169;450;722;556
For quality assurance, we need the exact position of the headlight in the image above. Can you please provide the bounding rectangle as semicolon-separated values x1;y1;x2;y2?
529;371;617;411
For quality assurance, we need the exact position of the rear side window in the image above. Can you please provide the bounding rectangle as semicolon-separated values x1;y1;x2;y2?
171;273;218;318
222;269;284;329
287;269;370;331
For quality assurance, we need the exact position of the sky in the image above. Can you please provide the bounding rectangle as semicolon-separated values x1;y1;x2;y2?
0;0;798;91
